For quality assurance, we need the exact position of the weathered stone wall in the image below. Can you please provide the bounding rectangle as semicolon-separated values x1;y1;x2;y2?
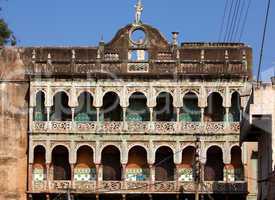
0;48;29;200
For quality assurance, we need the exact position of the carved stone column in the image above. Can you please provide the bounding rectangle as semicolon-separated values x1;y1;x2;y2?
96;107;101;132
122;107;128;131
176;107;180;122
200;163;205;182
71;108;75;122
46;194;50;200
28;163;33;191
149;108;154;132
225;107;230;123
46;106;51;130
149;107;154;122
96;107;100;122
29;107;34;132
45;163;50;191
122;164;127;181
122;163;127;189
46;107;51;122
175;164;181;190
71;163;75;187
96;164;101;190
149;164;155;192
71;108;75;131
200;107;205;122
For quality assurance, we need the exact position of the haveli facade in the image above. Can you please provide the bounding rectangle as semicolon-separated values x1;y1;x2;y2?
0;1;259;200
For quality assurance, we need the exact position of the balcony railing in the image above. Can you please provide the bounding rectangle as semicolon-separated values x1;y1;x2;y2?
32;121;240;134
31;180;247;194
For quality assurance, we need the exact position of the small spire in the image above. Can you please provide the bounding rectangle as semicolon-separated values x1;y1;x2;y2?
225;50;229;61
172;32;179;46
201;50;205;61
47;53;52;64
32;49;36;63
134;0;143;24
72;49;76;60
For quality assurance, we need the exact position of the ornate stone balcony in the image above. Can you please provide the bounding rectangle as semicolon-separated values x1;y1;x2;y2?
31;180;247;194
31;121;240;134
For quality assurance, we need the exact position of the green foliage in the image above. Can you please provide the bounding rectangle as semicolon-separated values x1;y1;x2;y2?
0;18;15;45
0;0;16;46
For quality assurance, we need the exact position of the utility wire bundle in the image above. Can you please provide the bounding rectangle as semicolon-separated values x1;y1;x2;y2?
218;0;252;42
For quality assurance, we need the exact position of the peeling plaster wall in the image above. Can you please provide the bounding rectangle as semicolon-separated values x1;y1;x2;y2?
0;48;29;200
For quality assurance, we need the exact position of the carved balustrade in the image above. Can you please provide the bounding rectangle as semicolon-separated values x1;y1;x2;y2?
32;180;47;192
32;121;240;134
51;121;72;132
99;122;123;133
32;180;247;194
199;181;248;194
98;181;122;193
152;181;177;192
124;181;150;192
48;180;71;192
74;181;96;192
127;122;149;133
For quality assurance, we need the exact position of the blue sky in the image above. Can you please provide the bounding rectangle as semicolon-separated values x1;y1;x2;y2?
1;0;274;81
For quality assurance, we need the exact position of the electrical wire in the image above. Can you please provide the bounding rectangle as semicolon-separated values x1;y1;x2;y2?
226;0;240;42
232;0;246;41
229;0;242;41
218;0;230;42
238;0;252;42
223;0;235;42
257;0;271;83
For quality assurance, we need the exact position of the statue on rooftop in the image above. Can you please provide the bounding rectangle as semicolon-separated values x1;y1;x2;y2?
135;0;143;24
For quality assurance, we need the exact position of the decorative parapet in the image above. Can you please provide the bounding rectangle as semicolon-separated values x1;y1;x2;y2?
31;121;240;134
28;61;248;77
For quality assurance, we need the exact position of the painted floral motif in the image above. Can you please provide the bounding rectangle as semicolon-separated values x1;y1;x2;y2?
74;168;96;181
33;168;44;181
178;168;193;182
126;168;149;181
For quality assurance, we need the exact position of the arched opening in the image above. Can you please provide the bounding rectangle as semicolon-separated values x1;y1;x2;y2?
52;145;71;180
75;92;96;122
127;92;149;121
75;146;96;181
230;146;244;181
179;146;196;181
205;92;225;122
102;92;123;121
180;92;200;122
155;146;175;181
34;91;46;121
33;145;46;181
126;146;149;181
101;145;122;180
204;146;224;181
154;92;175;121
230;92;241;122
50;92;71;121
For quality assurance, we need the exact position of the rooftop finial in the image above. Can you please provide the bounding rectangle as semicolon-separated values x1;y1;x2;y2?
134;0;143;24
